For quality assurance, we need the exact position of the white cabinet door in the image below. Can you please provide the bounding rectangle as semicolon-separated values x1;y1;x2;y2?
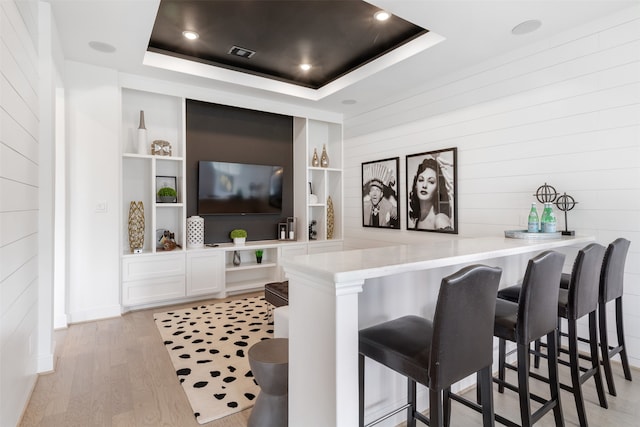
121;252;186;306
186;251;225;296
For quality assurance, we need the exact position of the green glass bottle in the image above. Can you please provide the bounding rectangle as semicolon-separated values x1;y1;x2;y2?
527;203;539;233
543;203;557;233
540;203;550;232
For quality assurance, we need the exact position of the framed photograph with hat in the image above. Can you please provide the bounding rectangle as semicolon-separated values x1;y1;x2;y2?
362;157;400;229
406;147;457;234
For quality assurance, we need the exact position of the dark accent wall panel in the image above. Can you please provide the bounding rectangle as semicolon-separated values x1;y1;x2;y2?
186;99;293;243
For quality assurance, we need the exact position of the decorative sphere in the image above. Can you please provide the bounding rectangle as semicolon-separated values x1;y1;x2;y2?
535;183;558;203
555;193;577;212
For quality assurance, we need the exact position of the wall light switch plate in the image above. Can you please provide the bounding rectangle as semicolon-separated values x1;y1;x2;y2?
95;200;107;213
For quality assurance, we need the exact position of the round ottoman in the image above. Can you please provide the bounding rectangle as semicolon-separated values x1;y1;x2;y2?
248;338;289;427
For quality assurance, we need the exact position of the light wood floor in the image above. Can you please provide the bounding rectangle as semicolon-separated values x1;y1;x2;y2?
19;293;640;427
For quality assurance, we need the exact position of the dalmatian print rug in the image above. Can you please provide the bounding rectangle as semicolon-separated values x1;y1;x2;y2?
154;296;273;424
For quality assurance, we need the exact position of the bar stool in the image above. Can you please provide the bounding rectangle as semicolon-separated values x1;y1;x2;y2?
554;238;632;396
483;250;566;427
498;243;608;427
597;238;632;395
358;264;502;427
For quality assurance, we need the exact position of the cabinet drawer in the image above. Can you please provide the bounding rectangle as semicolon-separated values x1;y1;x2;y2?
186;251;225;296
122;275;185;306
122;253;185;281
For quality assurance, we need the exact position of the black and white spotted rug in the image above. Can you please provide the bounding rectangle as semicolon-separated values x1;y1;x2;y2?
153;296;273;424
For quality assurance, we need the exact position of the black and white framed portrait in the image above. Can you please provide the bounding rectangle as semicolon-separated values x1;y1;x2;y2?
406;148;457;233
362;157;400;229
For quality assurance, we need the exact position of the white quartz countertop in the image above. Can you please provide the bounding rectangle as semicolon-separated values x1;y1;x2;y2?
282;235;594;285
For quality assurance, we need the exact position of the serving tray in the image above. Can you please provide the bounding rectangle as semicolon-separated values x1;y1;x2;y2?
504;230;562;240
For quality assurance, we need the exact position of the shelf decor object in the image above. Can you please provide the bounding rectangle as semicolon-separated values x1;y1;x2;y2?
311;148;320;167
156;176;177;203
555;192;578;236
320;144;329;168
230;229;247;245
186;216;205;248
128;201;145;253
255;249;263;264
362;157;400;229
137;110;147;155
406;147;458;234
233;251;241;266
151;140;172;156
309;220;317;240
327;196;335;239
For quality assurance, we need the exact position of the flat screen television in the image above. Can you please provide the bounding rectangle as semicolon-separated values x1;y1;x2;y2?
198;160;284;215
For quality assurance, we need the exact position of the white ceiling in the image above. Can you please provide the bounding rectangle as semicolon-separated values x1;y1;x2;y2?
49;0;639;118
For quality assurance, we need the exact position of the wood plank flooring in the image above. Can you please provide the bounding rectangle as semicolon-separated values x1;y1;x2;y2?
19;293;640;426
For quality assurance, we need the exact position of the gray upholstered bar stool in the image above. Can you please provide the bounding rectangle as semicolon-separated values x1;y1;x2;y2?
483;250;566;427
247;338;288;427
555;238;632;396
359;264;502;427
498;243;608;427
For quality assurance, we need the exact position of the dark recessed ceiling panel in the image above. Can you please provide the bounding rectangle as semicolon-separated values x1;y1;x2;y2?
148;0;428;89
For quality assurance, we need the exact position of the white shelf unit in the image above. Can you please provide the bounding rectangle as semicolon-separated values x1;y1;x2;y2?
119;89;343;308
121;88;186;255
293;117;343;242
224;246;279;294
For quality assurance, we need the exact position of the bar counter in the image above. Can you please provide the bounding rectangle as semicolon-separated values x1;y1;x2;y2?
282;235;594;427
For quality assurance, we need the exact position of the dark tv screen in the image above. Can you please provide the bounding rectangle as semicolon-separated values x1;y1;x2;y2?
198;161;283;215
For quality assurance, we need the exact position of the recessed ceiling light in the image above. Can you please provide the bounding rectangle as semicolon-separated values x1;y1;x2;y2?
511;20;542;35
300;64;312;71
88;41;116;53
374;10;391;21
182;30;199;40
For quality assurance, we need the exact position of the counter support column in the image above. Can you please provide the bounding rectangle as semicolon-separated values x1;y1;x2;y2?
286;269;363;427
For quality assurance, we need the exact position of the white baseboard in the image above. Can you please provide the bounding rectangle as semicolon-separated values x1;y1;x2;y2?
68;304;122;324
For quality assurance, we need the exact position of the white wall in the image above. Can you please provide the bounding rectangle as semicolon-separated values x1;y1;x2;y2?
0;0;40;424
343;6;640;366
65;61;122;323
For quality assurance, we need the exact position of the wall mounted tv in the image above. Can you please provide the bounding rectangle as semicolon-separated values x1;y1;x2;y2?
198;160;284;215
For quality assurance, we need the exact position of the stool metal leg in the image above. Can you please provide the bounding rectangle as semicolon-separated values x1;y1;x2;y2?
615;297;633;382
546;330;565;427
408;379;417;427
517;342;533;427
498;338;506;394
429;386;443;427
599;300;616;396
443;387;452;427
588;312;608;409
478;366;495;427
568;319;589;427
359;354;365;427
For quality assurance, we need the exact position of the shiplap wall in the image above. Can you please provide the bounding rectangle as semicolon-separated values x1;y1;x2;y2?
0;0;40;424
343;6;640;366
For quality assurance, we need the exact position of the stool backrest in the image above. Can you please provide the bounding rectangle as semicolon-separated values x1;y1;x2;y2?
429;264;502;389
568;243;605;319
601;238;630;303
517;251;566;344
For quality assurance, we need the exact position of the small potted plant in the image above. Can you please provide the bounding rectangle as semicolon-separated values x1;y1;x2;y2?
157;187;177;203
255;249;264;264
229;229;247;245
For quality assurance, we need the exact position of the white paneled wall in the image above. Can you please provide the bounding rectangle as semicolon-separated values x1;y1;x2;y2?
1;0;40;425
344;6;640;366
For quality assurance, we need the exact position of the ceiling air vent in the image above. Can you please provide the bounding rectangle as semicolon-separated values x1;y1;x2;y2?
228;46;255;59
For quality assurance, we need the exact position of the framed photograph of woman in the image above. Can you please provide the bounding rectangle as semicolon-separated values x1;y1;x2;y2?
406;148;457;233
362;157;400;229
